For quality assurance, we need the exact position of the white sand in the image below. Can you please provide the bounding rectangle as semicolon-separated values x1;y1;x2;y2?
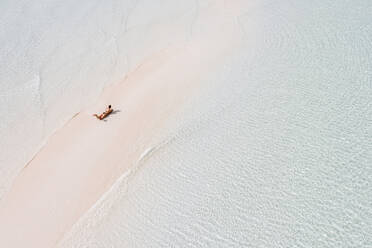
1;0;371;247
60;0;371;247
0;0;197;200
0;2;247;246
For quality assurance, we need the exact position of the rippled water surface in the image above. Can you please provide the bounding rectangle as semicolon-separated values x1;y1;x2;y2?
60;0;371;247
0;0;195;199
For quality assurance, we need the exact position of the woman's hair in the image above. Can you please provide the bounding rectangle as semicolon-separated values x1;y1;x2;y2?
108;105;111;108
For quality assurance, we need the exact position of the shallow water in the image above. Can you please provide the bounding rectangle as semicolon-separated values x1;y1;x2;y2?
0;0;196;199
60;0;371;247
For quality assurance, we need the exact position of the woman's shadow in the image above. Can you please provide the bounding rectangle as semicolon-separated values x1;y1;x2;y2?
103;109;121;122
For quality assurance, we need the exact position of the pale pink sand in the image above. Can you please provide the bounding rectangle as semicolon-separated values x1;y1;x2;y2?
0;2;248;246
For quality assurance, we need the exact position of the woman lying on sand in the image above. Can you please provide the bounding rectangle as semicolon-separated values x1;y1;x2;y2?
93;105;113;120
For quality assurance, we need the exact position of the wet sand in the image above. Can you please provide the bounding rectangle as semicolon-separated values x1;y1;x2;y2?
0;3;246;245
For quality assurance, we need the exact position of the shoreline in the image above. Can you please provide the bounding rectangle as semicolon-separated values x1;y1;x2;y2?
0;2;248;247
0;45;190;247
0;28;242;248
